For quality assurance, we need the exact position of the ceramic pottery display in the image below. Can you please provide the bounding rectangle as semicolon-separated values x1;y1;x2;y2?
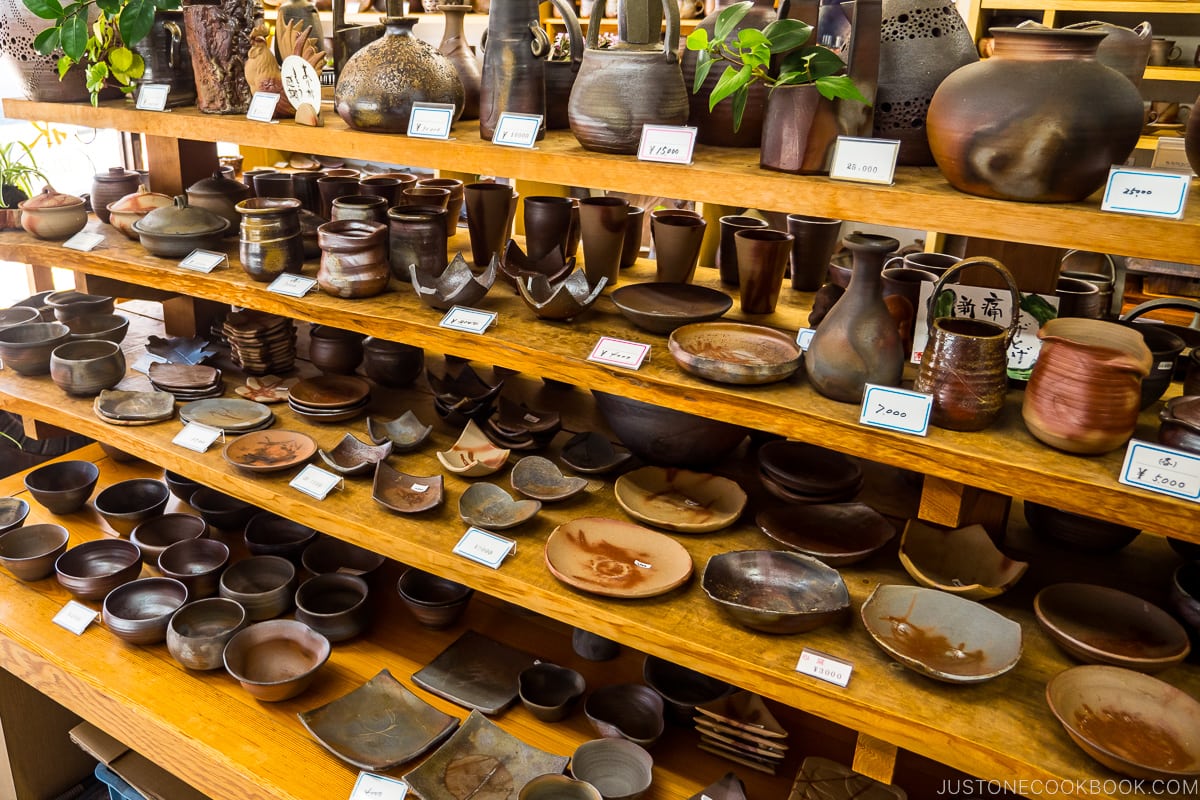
132;195;230;257
0;0;89;101
186;170;250;235
786;214;842;291
1022;318;1151;455
92;168;142;225
735;229;793;314
805;233;903;403
236;198;305;281
185;0;257;113
18;186;87;241
1061;20;1152;87
568;0;689;154
872;0;977;166
335;10;465;132
544;14;586;130
131;10;197;108
317;220;390;298
926;27;1144;202
437;4;482;120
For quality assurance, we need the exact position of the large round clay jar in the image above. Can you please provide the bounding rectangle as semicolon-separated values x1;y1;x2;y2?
926;27;1144;202
1022;318;1152;455
92;167;142;225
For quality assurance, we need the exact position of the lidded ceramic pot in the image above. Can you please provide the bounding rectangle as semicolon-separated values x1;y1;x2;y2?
132;195;230;257
106;186;174;240
92;167;142;225
187;170;252;235
18;185;88;241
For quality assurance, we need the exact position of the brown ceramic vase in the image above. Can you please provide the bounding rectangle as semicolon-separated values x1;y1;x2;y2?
464;183;517;268
388;204;448;280
437;4;481;120
235;198;305;281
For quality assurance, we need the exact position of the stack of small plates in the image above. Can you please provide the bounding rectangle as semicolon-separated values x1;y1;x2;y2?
694;691;789;775
223;310;296;375
288;375;372;424
481;397;561;451
148;362;223;401
756;440;863;504
179;398;274;434
93;390;176;426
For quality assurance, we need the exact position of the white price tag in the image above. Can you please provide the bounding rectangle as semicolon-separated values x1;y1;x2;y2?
1101;167;1190;219
267;273;318;297
407;103;456;140
587;336;649;370
290;464;343;500
795;328;815;351
829;136;900;185
438;306;496;334
453;527;515;569
492;113;542;148
135;83;171;111
62;231;104;252
1152;138;1195;174
859;384;932;436
280;56;322;114
637;124;698;165
246;92;281;123
54;600;98;635
179;249;227;273
1119;440;1200;502
349;772;408;800
795;648;853;688
172;422;224;453
131;352;170;374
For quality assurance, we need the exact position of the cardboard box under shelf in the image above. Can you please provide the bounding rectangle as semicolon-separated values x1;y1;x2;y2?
69;723;211;800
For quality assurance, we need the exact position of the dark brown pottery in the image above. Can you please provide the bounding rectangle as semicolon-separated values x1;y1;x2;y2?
388;204;449;280
651;213;707;283
55;539;142;601
416;178;464;235
593;390;747;466
186;170;250;235
331;195;388;225
316;176;361;219
1055;276;1103;320
65;313;131;346
222;618;330;701
578;195;629;287
94;478;170;536
518;662;586;722
166;596;247;670
132;195;230;257
291;171;323;215
402;186;451;210
397;568;473;628
584;683;665;746
0;522;67;581
760;83;830;174
307;327;368;375
522;195;575;264
464;182;517;268
735;228;793;314
188;486;258;532
1170;562;1200;638
295;573;371;642
1159;396;1200;456
103;577;189;646
787;214;843;291
317;220;390;298
1120;322;1185;410
92;167;142;225
49;339;126;396
1024;500;1140;552
620;205;646;268
253;171;295;200
362;338;424;386
1062;20;1151;87
235;197;305;281
880;264;937;352
0;321;71;376
184;0;256;114
436;4;481;120
716;215;768;287
244;512;319;562
357;176;403;207
1187;92;1200;175
157;537;230;599
24;460;98;514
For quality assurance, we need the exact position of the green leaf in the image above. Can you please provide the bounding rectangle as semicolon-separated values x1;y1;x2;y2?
736;28;768;49
692;50;713;94
815;74;870;104
60;9;89;61
85;61;108;92
57;55;73;79
763;19;812;53
713;1;751;44
708;63;751;110
731;86;748;133
775;70;807;86
805;45;848;80
685;28;709;51
32;27;60;56
22;0;63;20
108;45;133;73
96;0;120;14
118;0;156;46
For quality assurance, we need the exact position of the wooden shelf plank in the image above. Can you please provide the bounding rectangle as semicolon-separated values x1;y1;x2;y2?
979;0;1200;13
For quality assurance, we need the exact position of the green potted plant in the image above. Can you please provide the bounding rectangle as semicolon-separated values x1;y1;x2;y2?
685;1;868;173
0;140;48;229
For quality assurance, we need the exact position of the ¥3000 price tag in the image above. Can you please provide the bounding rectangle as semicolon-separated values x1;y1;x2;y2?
453;527;516;569
1101;167;1190;219
859;384;932;436
796;648;853;688
1119;440;1200;502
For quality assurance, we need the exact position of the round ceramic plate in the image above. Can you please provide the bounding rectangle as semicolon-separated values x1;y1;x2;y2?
614;466;746;533
180;398;273;431
610;283;733;335
544;517;693;599
223;430;317;473
668;322;802;385
288;375;371;409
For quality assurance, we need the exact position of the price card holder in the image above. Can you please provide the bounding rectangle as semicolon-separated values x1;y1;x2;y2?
587;336;649;370
179;249;228;273
246;92;281;123
62;231;105;252
1152;137;1195;175
1101;166;1191;219
637;125;698;165
135;83;171;111
1119;440;1200;502
408;102;456;140
267;273;319;297
829;137;901;185
795;648;853;688
53;600;98;635
290;464;344;500
796;328;815;351
172;422;224;453
859;384;932;436
439;306;496;334
492;113;542;148
453;527;516;569
131;352;170;374
349;772;408;800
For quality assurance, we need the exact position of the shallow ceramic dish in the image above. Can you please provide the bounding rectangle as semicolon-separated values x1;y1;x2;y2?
1023;500;1140;552
569;738;653;800
516;269;607;321
288;375;371;409
54;538;143;601
585;683;665;747
610;282;733;334
410;252;498;311
102;576;189;646
318;433;392;477
24;459;99;514
0;522;68;580
1047;665;1200;780
459;482;541;530
614;467;747;534
147;362;221;391
860;584;1022;683
702;550;849;634
166;597;248;670
1172;562;1200;637
397;569;474;629
436;419;511;477
520;774;602;800
518;662;586;722
65;313;129;344
295;573;371;642
669;322;802;385
755;503;896;566
757;440;863;497
93;390;175;423
288;398;369;425
511;456;588;502
791;758;904;800
244;512;319;561
899;521;1028;601
1034;583;1190;672
223;619;331;702
223;430;317;474
372;462;444;514
0;497;30;534
367;412;433;452
412;630;537;714
94;478;170;536
642;655;731;721
218;554;298;621
180;398;273;432
696;691;788;740
494;396;561;438
498;238;575;288
544;517;693;599
559;432;634;475
1160;395;1200;455
188;487;258;532
129;512;208;565
302;537;386;578
0;321;71;375
299;669;459;770
427;362;504;405
157;538;230;599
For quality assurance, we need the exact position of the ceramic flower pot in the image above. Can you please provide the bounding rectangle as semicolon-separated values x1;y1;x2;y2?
317;219;390;298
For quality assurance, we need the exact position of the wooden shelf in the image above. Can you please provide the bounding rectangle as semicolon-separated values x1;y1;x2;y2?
979;1;1200;13
1144;65;1200;83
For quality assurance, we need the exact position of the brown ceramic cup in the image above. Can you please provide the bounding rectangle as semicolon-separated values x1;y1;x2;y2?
417;178;464;237
331;194;389;224
881;265;939;350
523;195;575;262
316;176;360;218
388;204;449;281
578;196;629;287
785;214;842;291
735;229;794;314
1056;276;1104;319
357;176;403;207
651;213;707;283
620;205;646;268
290;171;323;215
252;171;295;200
402;186;451;210
717;215;769;286
464;182;517;267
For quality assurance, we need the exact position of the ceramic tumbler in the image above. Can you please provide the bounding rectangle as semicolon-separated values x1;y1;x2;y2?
316;176;360;218
578;196;629;287
735;229;793;314
235;197;305;282
651;214;707;283
465;182;518;267
331;195;389;224
388;204;449;281
786;214;842;291
523;195;575;262
1055;276;1104;319
900;251;960;277
252;171;295;200
620;205;646;268
317;220;390;299
357;176;404;207
290;171;323;214
717;215;769;286
403;186;452;210
417;178;464;236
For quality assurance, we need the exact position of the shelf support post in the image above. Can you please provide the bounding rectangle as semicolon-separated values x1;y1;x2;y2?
851;732;898;784
142;135;218;197
919;475;1010;540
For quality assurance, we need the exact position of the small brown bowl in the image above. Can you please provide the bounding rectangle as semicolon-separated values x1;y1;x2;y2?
55;538;142;601
0;497;30;534
569;739;653;800
300;537;385;578
167;597;248;670
701;550;849;634
244;512;318;561
518;662;586;722
157;538;230;599
219;554;297;621
188;487;258;532
223;619;331;702
397;569;473;629
130;512;208;565
162;470;202;503
294;573;371;642
0;306;40;330
102;577;189;646
46;290;114;322
756;503;895;566
584;684;665;747
24;460;100;515
0;522;69;581
1023;500;1140;552
641;655;731;722
0;321;72;376
94;478;170;536
50;339;126;396
593;391;747;468
65;313;129;344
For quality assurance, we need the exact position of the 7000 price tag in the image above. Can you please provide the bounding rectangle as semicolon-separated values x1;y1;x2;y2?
859;385;932;436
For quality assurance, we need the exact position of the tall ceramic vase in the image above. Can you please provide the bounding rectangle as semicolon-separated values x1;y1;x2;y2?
438;4;481;120
804;232;903;403
185;0;257;114
0;0;89;101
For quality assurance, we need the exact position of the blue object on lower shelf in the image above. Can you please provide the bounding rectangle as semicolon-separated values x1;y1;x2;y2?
94;763;147;800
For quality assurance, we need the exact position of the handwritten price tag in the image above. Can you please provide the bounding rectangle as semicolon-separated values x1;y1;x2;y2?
795;328;815;351
172;422;224;453
54;600;98;635
587;336;649;370
1119;440;1200;502
859;384;932;436
1152;138;1194;174
349;772;408;800
637;125;698;165
179;249;227;273
408;103;455;139
829;137;900;185
492;113;542;148
795;648;853;688
135;83;170;111
246;92;280;123
290;464;343;500
62;231;105;252
267;273;318;297
439;306;496;334
453;527;516;569
1101;167;1190;219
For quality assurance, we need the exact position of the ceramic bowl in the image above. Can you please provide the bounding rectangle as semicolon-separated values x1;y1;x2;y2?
396;568;473;629
518;662;587;722
436;419;511;477
16;194;86;240
1023;500;1140;552
516;268;607;321
490;396;562;448
584;684;665;747
130;512;208;565
102;576;189;646
0;321;71;376
46;290;114;322
668;322;802;385
898;520;1028;600
219;554;298;621
499;238;575;288
610;282;733;334
301;537;386;579
167;597;249;670
428;364;504;427
294;573;371;643
243;512;319;561
702;550;849;634
614;466;746;534
49;339;126;396
362;338;425;388
223;619;331;702
570;739;653;800
24;460;99;514
65;313;129;344
1047;665;1200;780
511;456;588;502
756;440;863;500
860;584;1022;683
188;487;259;532
372;462;445;514
1170;561;1200;637
157;537;230;599
642;655;731;721
559;432;633;475
366;412;433;452
0;497;30;534
1159;395;1200;455
593;391;747;467
410;252;497;311
458;482;541;530
94;478;170;536
318;433;392;477
0;306;40;330
162;470;202;503
755;503;895;566
519;774;602;800
572;628;621;662
0;522;69;581
54;538;143;601
1034;583;1190;672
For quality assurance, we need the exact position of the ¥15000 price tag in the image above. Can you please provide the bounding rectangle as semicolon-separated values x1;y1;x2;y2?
637;124;698;165
1101;167;1190;219
587;336;649;370
859;384;932;436
453;527;516;569
795;648;853;688
1119;440;1200;502
492;113;542;148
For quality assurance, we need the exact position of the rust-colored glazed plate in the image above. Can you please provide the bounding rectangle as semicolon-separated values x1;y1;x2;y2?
223;430;317;473
544;517;693;599
668;322;801;385
372;461;443;514
288;375;371;409
614;466;745;534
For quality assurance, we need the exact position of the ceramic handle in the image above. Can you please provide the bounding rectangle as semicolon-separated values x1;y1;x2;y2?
1122;297;1200;328
528;21;551;58
165;21;182;69
925;256;1021;342
548;0;584;70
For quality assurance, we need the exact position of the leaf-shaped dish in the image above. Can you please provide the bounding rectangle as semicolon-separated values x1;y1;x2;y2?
436;419;510;477
372;461;444;514
544;517;693;599
458;482;541;530
510;456;588;502
318;433;392;477
614;466;746;533
145;334;216;365
367;412;433;452
410;252;498;311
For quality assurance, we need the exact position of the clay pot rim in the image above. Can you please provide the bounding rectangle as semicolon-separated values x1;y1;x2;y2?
735;228;792;243
51;339;122;361
1038;317;1151;362
235;197;303;214
332;195;388;208
387;204;448;221
786;213;840;225
932;316;1008;339
653;214;706;229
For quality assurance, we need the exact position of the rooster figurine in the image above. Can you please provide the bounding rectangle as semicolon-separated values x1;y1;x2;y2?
244;18;328;122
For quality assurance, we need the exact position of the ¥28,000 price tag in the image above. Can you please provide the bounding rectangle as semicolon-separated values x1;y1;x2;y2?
267;273;318;297
290;464;343;500
637;125;698;165
439;306;496;334
587;336;649;370
172;422;224;453
1101;167;1190;219
453;527;516;569
829;136;901;185
54;600;98;635
349;772;408;800
492;113;542;148
1119;440;1200;502
795;648;853;688
859;384;932;436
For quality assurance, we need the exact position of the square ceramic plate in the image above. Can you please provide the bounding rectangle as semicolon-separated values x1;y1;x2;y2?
412;630;537;715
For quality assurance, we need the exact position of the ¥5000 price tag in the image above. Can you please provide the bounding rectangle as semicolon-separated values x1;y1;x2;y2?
859;384;932;436
1101;167;1190;219
1119;440;1200;502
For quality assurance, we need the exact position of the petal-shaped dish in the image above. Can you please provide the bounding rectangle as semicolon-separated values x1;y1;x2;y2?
756;503;896;566
559;431;634;475
372;461;444;514
410;251;498;311
94;390;175;422
436;419;510;477
516;269;607;321
584;683;665;747
288;375;371;409
898;520;1028;601
367;412;433;452
427;362;502;404
614;466;746;533
298;669;459;771
1034;583;1190;672
318;432;392;476
701;550;849;634
223;430;317;473
610;282;734;335
458;482;541;530
510;456;588;502
147;362;220;390
544;517;693;599
1046;665;1200;780
696;691;788;739
860;584;1023;683
234;374;298;404
498;238;575;288
668;322;802;385
180;398;272;432
411;630;538;715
